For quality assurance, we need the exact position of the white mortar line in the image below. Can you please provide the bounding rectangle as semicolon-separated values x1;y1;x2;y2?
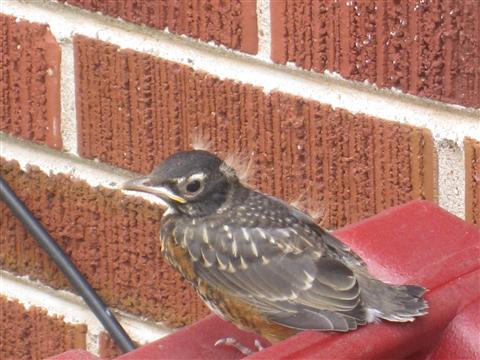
2;0;478;145
0;133;134;187
60;41;78;154
256;0;271;61
436;140;465;218
0;133;168;206
0;270;173;353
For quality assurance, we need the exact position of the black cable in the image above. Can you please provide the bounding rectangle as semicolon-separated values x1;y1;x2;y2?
0;176;136;353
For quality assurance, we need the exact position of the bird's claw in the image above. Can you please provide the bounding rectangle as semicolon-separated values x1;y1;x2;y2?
215;337;264;356
254;339;264;351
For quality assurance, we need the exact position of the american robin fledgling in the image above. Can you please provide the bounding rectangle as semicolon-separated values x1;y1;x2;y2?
122;150;428;353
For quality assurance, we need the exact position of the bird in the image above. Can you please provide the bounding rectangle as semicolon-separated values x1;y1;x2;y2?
121;149;428;353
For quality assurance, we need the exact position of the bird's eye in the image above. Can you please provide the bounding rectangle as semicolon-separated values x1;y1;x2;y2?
186;179;201;193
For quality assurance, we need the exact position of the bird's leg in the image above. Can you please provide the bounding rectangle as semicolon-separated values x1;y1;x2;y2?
214;337;264;355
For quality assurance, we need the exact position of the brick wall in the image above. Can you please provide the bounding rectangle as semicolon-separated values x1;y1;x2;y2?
0;296;87;359
0;0;478;358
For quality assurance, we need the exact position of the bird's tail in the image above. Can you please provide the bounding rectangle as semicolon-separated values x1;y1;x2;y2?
357;274;428;323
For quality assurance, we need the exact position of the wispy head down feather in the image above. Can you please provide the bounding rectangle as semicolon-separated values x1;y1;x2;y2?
191;133;214;153
290;187;327;227
223;152;253;183
191;134;253;183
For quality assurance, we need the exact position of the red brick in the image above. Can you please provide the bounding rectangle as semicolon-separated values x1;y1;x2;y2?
0;296;86;360
98;332;122;359
60;0;258;54
74;35;435;229
0;14;62;149
0;159;209;327
98;332;140;359
465;137;480;225
271;0;480;108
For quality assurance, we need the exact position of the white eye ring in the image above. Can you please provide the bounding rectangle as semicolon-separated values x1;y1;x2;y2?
188;172;207;181
183;173;206;195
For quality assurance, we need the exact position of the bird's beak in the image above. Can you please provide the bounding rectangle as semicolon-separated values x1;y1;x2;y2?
120;177;187;204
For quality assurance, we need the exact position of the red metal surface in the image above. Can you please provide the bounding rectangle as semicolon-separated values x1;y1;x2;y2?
45;350;100;360
117;200;480;359
427;298;480;360
116;314;268;360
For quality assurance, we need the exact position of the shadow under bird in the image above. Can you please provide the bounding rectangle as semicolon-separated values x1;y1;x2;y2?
121;150;428;354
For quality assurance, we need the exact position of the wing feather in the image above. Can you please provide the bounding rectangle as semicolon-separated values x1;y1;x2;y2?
193;232;366;330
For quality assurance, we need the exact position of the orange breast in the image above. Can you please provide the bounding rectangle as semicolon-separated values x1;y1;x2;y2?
162;233;297;343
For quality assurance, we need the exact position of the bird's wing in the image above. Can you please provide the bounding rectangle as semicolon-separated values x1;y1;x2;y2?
266;194;367;268
176;218;367;331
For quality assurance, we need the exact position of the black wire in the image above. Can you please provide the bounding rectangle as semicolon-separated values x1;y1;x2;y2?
0;176;136;353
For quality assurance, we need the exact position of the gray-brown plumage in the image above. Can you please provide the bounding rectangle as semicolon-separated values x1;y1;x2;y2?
122;150;428;343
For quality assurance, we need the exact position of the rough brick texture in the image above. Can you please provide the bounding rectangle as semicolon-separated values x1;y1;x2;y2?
98;332;120;359
271;0;480;108
60;0;258;54
0;159;209;327
98;332;134;360
74;35;435;228
465;138;480;225
0;14;62;149
46;350;100;360
0;296;86;360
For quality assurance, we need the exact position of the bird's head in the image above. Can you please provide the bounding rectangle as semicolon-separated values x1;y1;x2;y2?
121;150;239;216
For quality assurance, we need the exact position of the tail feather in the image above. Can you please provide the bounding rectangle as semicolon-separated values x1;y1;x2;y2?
357;275;428;323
